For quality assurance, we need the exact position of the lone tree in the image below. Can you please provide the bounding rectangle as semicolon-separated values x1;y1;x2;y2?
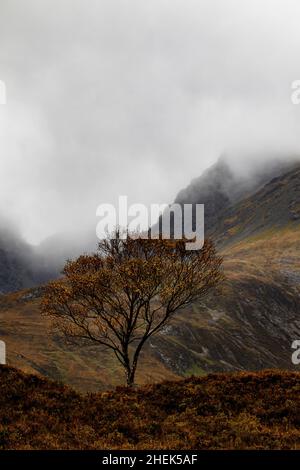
42;233;223;386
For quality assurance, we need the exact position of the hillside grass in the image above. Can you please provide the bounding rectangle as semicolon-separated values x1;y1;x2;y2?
223;225;300;284
0;290;178;392
0;366;299;450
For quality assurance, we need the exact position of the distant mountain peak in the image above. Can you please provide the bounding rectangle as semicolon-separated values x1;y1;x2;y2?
174;155;300;233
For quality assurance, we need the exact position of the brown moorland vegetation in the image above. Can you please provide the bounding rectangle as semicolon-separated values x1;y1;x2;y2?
0;366;299;450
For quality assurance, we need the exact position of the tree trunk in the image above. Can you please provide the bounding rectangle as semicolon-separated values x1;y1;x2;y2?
123;341;141;387
126;368;136;387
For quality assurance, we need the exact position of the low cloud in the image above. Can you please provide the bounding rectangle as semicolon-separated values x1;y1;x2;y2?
0;0;299;245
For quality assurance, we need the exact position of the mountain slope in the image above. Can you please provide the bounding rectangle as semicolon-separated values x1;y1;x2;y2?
0;159;299;389
0;228;39;294
211;164;300;247
0;225;57;294
175;155;300;233
149;164;300;376
149;225;300;375
0;288;178;392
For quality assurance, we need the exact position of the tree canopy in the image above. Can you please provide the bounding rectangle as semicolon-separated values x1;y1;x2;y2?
42;234;223;386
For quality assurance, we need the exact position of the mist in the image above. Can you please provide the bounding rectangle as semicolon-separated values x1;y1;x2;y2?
0;0;300;248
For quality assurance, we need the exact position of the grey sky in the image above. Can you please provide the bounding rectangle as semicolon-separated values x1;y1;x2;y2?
0;0;299;244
